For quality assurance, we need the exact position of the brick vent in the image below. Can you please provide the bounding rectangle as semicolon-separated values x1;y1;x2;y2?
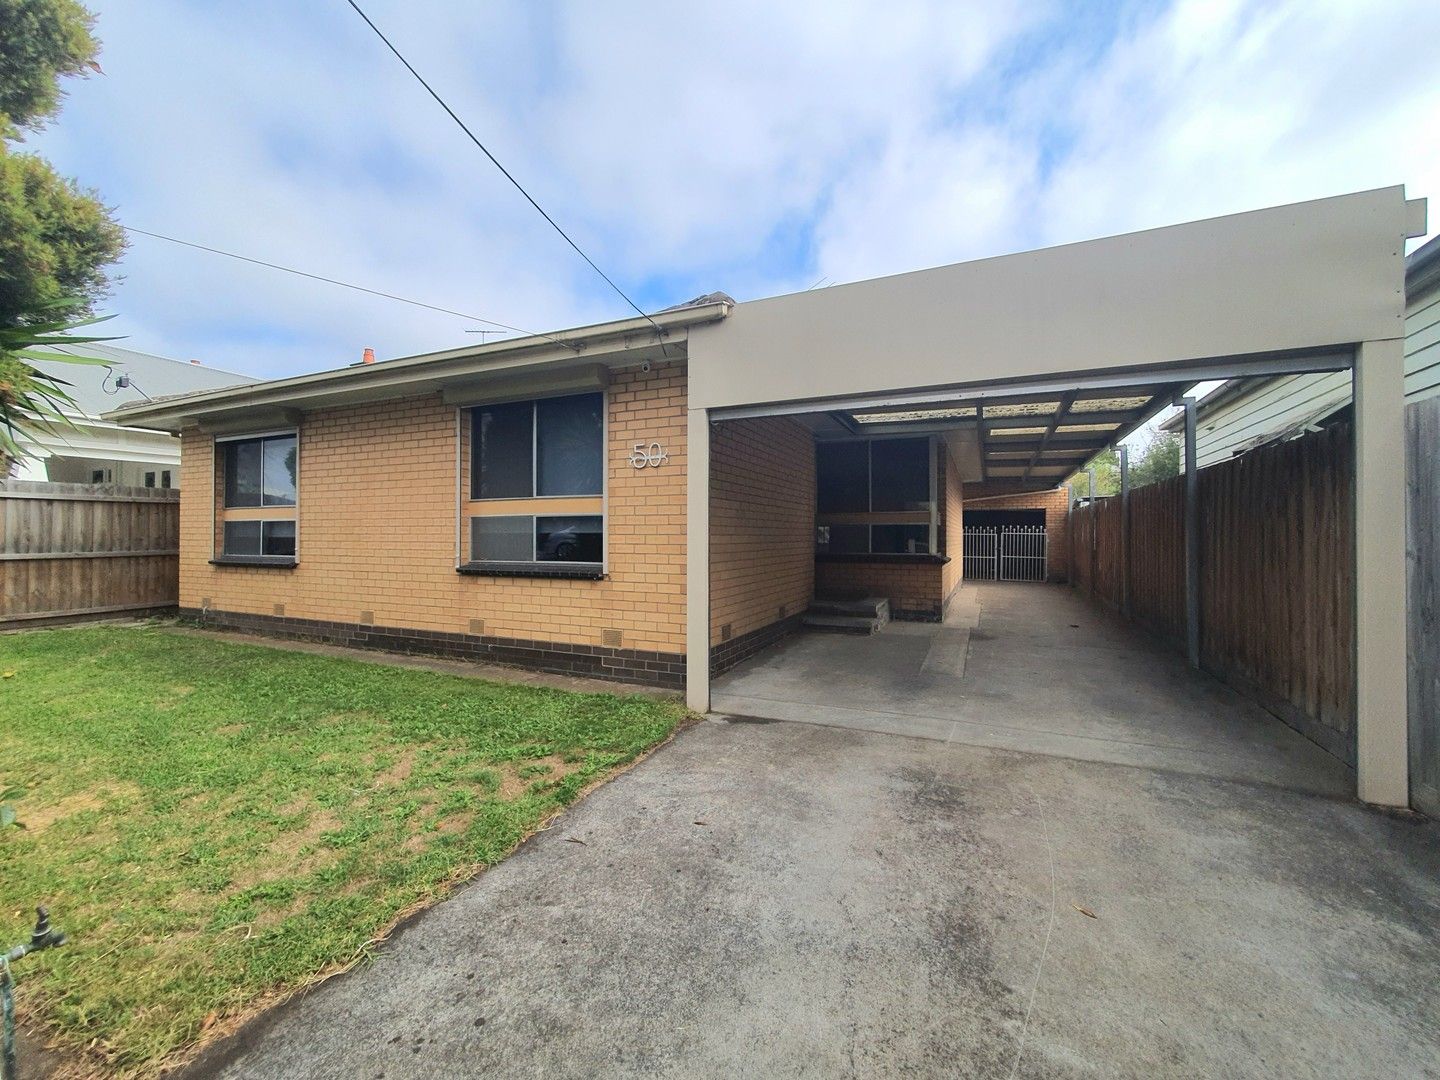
182;608;685;688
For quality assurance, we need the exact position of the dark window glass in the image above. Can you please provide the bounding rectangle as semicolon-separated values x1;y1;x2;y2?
144;472;156;488
872;523;930;554
819;523;870;554
472;401;534;499
224;440;263;507
536;515;603;563
160;470;172;488
262;438;297;506
870;438;930;511
472;515;533;562
224;435;296;507
536;394;603;496
262;520;296;557
817;441;869;513
223;520;262;556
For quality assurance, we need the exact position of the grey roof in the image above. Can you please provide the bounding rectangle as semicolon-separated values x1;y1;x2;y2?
31;343;257;421
657;291;736;312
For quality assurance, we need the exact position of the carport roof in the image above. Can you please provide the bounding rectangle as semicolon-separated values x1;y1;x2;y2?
813;382;1190;487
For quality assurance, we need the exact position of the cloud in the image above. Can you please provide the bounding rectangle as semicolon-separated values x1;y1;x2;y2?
25;0;1440;382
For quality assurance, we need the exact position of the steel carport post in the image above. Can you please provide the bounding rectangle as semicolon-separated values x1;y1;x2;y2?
1118;444;1130;618
1182;396;1201;669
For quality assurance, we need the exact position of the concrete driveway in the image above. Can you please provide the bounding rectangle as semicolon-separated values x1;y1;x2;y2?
193;718;1439;1079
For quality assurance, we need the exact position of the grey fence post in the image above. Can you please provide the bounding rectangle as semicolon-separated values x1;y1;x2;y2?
1183;397;1201;668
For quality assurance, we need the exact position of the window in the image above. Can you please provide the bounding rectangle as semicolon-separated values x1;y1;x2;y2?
465;393;605;572
161;470;172;488
471;393;602;499
815;436;935;556
144;471;156;488
217;432;298;563
90;468;108;483
223;520;296;558
471;514;604;564
224;434;296;507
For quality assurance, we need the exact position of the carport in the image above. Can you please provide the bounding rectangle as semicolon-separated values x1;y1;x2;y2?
683;186;1425;807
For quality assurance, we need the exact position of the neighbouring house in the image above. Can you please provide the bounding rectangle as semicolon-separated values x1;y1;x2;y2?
106;186;1425;808
1158;232;1440;463
10;344;255;487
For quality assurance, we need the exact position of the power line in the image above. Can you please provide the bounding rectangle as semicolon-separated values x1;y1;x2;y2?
342;0;666;343
121;225;579;351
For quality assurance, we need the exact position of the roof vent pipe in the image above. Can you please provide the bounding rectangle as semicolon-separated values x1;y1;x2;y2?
362;347;376;365
189;359;201;365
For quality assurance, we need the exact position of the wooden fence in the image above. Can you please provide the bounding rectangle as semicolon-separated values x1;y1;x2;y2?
1407;397;1440;817
0;481;179;625
1069;423;1355;764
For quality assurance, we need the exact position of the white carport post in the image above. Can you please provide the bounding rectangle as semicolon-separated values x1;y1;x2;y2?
686;407;711;712
1353;337;1408;807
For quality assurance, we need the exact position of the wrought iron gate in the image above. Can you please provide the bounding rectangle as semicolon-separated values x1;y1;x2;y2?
962;525;1047;582
962;527;998;579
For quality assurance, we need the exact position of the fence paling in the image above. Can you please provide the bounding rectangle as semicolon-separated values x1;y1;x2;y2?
0;481;179;622
1067;423;1356;764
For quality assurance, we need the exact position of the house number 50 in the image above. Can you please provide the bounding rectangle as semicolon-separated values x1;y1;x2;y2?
630;442;669;469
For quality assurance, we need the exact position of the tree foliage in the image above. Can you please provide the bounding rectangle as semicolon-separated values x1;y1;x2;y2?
0;0;123;472
1069;430;1182;498
0;0;99;137
0;150;124;323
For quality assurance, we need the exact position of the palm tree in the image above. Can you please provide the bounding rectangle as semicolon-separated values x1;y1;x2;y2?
0;301;116;475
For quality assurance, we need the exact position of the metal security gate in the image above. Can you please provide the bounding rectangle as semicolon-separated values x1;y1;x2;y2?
999;525;1048;582
962;527;998;579
963;525;1047;582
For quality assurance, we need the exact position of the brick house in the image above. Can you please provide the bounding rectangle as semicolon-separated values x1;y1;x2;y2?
108;188;1420;806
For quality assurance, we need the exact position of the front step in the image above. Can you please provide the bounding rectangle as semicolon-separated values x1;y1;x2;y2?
803;596;890;634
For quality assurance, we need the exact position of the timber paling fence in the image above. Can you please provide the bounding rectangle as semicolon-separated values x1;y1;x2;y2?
1070;423;1356;767
0;481;179;625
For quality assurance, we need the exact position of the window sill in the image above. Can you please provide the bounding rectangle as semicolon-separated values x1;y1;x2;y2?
458;561;606;580
815;552;950;565
209;556;298;569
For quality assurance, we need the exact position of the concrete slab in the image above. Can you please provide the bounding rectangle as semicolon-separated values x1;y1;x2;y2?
713;582;1353;797
190;720;1440;1080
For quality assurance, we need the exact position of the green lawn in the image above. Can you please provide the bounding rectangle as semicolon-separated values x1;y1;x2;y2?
0;625;685;1076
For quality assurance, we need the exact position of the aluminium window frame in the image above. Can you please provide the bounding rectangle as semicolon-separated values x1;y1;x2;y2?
213;428;300;564
815;432;938;556
460;390;609;575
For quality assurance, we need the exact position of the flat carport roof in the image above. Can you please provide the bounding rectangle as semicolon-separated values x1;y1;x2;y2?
684;186;1427;808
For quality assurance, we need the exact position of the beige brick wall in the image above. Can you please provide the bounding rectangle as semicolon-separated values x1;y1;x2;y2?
180;361;688;653
940;441;965;602
814;559;943;620
961;482;1072;582
710;416;815;646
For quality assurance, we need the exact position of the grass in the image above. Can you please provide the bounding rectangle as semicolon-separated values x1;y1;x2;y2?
0;624;686;1076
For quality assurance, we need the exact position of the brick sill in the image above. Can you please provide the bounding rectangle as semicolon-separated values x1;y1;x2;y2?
458;561;606;581
209;556;298;569
815;552;950;565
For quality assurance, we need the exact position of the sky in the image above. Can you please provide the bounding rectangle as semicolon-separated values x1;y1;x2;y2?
24;0;1440;383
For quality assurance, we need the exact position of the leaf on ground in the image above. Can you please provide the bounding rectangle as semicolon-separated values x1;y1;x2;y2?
1072;903;1098;919
2;671;15;678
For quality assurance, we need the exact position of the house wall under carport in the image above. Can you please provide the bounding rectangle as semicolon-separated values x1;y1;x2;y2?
709;417;815;675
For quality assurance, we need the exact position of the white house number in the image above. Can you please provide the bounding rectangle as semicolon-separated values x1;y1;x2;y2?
629;442;669;469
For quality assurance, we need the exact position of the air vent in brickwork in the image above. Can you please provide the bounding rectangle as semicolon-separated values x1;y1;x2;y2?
359;610;374;625
469;618;485;636
602;628;623;648
721;623;733;642
273;603;285;617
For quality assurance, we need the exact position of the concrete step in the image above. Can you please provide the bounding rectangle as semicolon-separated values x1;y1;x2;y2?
810;596;891;622
802;612;883;634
